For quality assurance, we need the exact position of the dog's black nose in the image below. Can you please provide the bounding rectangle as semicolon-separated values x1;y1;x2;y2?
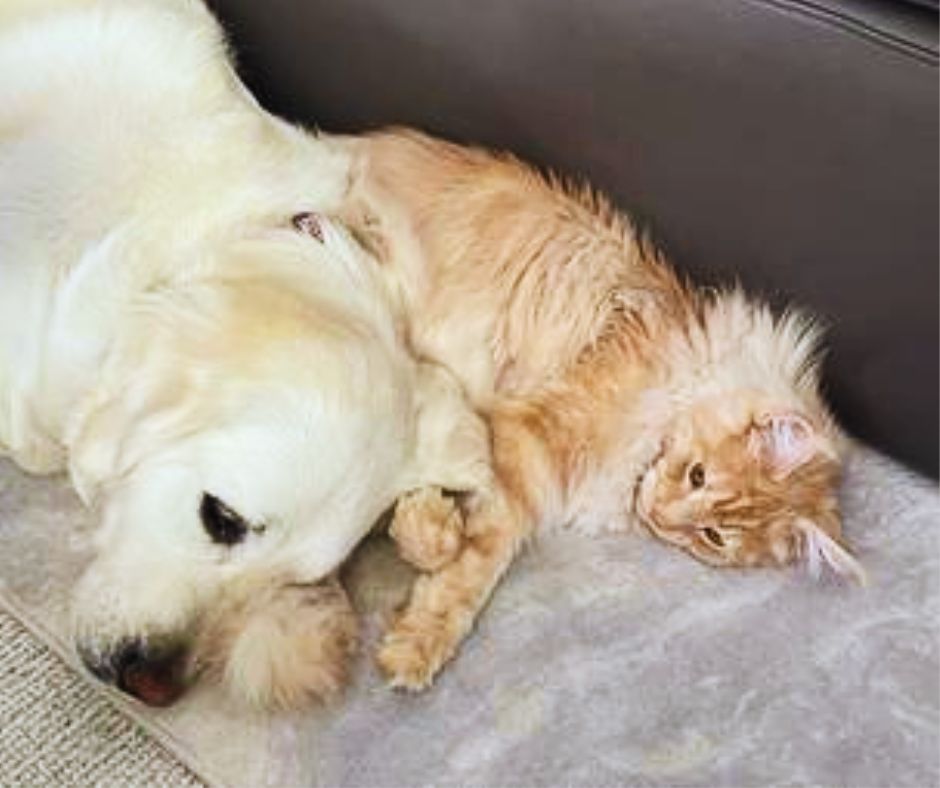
114;640;188;707
78;643;119;684
111;639;147;682
81;639;188;707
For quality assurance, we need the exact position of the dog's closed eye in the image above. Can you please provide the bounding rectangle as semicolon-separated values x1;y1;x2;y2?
199;493;249;545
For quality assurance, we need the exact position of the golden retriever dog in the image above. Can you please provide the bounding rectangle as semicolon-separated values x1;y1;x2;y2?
338;129;863;690
0;2;488;709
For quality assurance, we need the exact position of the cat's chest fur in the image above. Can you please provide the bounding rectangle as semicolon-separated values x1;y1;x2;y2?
547;392;668;537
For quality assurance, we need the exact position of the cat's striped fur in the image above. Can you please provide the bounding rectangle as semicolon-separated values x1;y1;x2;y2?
339;128;863;690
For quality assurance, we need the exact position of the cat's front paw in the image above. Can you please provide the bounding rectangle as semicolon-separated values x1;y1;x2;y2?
390;488;464;572
376;615;454;691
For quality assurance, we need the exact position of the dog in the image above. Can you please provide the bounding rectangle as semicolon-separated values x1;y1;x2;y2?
0;1;488;708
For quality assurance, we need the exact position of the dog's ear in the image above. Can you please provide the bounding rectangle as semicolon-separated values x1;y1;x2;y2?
67;383;193;505
65;323;204;505
67;391;128;505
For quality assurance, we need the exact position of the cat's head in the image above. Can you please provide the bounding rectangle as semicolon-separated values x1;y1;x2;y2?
635;394;864;582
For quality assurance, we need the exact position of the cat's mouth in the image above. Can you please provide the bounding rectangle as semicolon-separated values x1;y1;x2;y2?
632;444;665;515
634;479;683;544
633;445;666;528
642;513;697;545
633;464;699;547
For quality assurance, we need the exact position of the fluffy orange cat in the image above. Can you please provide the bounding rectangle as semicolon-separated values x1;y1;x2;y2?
337;128;865;690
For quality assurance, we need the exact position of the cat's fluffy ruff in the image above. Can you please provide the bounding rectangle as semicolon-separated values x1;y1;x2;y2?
340;128;863;690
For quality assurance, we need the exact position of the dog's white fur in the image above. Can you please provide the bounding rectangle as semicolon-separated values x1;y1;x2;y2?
0;0;489;707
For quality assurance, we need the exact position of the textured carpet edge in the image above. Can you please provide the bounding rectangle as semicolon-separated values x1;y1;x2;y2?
0;583;226;787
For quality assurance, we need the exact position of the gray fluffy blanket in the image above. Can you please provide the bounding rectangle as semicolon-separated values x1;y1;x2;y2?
0;444;936;787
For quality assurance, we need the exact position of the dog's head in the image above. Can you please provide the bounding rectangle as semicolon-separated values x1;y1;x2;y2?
65;233;412;708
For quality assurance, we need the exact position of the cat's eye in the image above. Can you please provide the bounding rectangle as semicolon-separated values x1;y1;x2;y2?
199;493;249;545
688;463;706;489
701;526;724;547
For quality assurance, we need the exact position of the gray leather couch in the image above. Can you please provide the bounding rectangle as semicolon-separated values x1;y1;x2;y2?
212;0;939;476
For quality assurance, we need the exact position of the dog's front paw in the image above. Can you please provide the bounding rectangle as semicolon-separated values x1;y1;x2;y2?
390;488;464;572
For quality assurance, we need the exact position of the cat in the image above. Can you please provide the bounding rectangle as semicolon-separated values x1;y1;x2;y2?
337;128;865;690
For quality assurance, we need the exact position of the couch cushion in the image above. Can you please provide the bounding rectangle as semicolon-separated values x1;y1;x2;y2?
212;0;939;476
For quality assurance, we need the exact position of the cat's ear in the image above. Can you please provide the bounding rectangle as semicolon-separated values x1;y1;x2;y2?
748;412;827;479
795;519;867;585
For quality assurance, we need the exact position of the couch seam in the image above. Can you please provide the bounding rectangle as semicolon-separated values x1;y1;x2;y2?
751;0;938;65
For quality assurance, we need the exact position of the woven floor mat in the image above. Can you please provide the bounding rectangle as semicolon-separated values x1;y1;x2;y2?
0;604;205;787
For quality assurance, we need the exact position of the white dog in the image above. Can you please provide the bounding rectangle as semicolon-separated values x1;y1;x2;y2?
0;0;488;708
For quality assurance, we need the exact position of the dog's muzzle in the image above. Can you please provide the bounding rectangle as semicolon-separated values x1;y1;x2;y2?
79;638;189;707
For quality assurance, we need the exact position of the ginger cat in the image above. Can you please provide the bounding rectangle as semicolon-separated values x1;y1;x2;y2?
338;128;865;690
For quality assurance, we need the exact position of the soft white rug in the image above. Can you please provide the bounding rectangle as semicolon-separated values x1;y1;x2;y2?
0;444;937;787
